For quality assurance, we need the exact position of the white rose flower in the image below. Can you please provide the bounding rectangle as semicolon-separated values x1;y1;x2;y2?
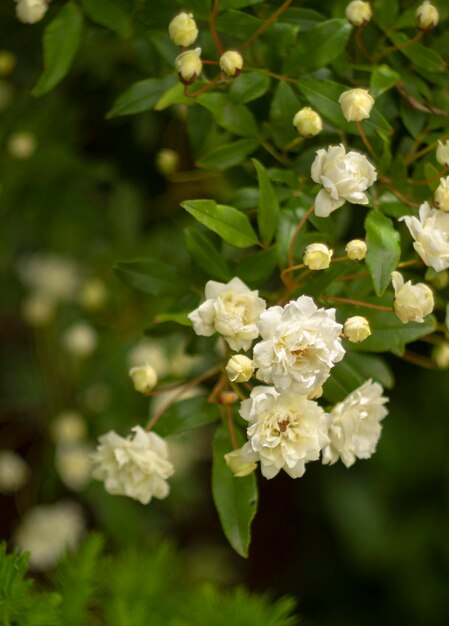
436;140;449;167
0;450;29;493
8;131;36;158
16;0;47;24
434;176;449;212
91;426;174;505
253;296;345;395
345;238;367;260
219;50;243;78
303;243;333;270
391;271;434;323
226;354;254;383
401;202;449;272
129;364;158;394
175;48;202;83
343;316;371;342
322;380;388;467
292;107;323;138
345;0;372;26
168;12;198;47
15;502;84;570
416;1;439;30
188;277;266;352
224;445;258;477
51;411;86;443
63;322;97;357
240;386;329;479
339;88;375;122
311;144;377;218
56;443;93;491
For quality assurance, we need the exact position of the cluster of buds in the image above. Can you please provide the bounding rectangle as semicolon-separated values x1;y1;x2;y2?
345;1;439;33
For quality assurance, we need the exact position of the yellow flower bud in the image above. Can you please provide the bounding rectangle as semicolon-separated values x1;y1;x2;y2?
436;140;449;167
0;51;16;77
345;239;367;261
416;1;439;30
8;132;36;159
339;88;374;122
391;271;434;324
129;365;158;394
345;1;372;26
155;148;179;176
432;343;449;369
303;243;333;270
219;50;243;78
175;48;202;84
80;278;107;311
224;448;257;477
226;354;254;383
434;176;449;212
168;12;198;47
343;316;371;343
292;107;323;138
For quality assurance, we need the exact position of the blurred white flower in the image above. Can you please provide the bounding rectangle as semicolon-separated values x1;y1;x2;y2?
343;316;371;343
0;450;29;493
56;443;93;491
189;277;266;352
253;296;344;396
345;238;367;260
401;202;449;272
18;253;80;302
391;271;434;324
51;411;86;444
434;176;449;212
219;50;243;77
345;0;372;26
240;386;329;479
63;322;97;357
15;502;84;570
79;278;107;311
8;131;36;159
339;88;374;122
175;48;202;83
22;293;56;327
168;12;198;47
416;1;439;30
293;107;322;138
91;426;174;505
128;340;170;377
303;243;333;270
322;380;388;467
16;0;47;24
311;144;377;218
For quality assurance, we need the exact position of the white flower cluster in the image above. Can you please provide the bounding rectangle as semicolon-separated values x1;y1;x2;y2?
190;278;388;479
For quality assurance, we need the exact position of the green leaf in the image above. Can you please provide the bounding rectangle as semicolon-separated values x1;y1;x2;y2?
184;227;232;281
324;352;394;403
153;311;192;326
269;81;301;148
114;259;186;296
154;82;193;111
80;0;131;36
373;0;399;30
235;246;279;286
215;10;262;39
33;4;83;96
389;33;446;73
197;93;258;137
182;200;259;249
370;65;400;97
154;396;220;437
221;0;264;7
365;210;401;296
229;72;271;104
107;76;176;118
212;424;258;558
284;19;352;74
252;159;279;246
197;139;258;171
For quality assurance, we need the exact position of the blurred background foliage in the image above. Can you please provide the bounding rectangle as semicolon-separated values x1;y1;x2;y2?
1;0;449;625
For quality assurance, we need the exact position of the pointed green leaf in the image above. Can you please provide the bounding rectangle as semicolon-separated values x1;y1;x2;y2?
114;259;186;296
324;352;394;403
197;93;258;137
107;76;176;118
80;0;131;36
389;33;446;73
370;65;400;97
184;227;232;281
236;246;279;287
229;71;270;104
252;159;279;246
154;396;220;437
365;210;401;296
197;139;258;171
33;4;84;96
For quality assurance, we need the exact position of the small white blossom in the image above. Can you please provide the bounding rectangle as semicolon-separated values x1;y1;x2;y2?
322;380;388;467
343;316;371;342
175;48;202;83
433;343;449;368
240;386;329;479
63;322;97;357
339;88;375;122
345;0;372;26
391;271;434;323
168;12;198;47
8;131;36;158
224;446;258;477
303;243;333;270
346;238;367;260
16;0;47;24
0;450;29;493
15;502;84;570
219;50;243;77
226;354;254;383
128;340;170;376
434;176;449;212
311;144;377;218
188;277;266;352
91;426;174;505
56;443;93;491
401;202;449;272
436;140;449;167
292;107;323;138
253;296;345;395
129;364;158;394
51;411;86;443
416;1;439;30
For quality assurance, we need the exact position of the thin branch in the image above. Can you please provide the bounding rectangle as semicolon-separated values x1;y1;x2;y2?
239;0;293;52
210;0;224;55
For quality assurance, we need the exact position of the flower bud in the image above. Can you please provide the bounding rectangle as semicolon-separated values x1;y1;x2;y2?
345;239;367;261
434;176;449;212
0;450;29;494
219;391;239;405
155;148;179;176
8;132;36;159
80;278;107;311
175;48;202;84
343;316;371;343
436;140;449;167
226;354;254;383
129;364;158;394
292;107;323;138
51;411;86;444
224;447;257;477
339;88;374;122
0;51;16;77
16;0;48;24
303;243;333;270
168;12;198;47
416;1;439;31
391;271;434;324
22;294;55;327
345;1;372;26
219;50;243;78
63;322;97;358
432;343;449;368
